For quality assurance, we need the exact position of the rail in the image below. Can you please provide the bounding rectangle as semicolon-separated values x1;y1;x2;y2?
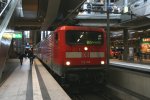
0;0;11;17
0;0;19;81
0;0;19;42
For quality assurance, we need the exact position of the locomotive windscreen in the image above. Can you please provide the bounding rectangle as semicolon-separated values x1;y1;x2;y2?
66;30;103;45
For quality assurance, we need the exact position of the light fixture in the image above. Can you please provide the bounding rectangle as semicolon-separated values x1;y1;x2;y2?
84;47;88;51
66;61;71;66
101;61;105;65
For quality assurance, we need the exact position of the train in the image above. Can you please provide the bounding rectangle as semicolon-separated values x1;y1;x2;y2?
35;26;107;83
130;0;150;18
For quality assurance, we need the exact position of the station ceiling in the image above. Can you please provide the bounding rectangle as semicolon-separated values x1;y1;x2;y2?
120;16;150;30
13;0;150;32
13;0;85;30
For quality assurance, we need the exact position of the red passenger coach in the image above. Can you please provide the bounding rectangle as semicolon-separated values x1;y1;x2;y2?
36;26;107;82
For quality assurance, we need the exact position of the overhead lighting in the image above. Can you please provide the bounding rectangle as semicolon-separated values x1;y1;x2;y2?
80;35;83;38
5;29;14;33
124;6;128;13
146;29;150;31
77;39;80;42
137;30;143;32
130;32;135;34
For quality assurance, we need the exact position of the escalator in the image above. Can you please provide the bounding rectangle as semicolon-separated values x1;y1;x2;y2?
0;0;20;82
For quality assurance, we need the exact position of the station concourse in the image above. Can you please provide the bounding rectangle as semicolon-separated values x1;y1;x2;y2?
1;0;150;100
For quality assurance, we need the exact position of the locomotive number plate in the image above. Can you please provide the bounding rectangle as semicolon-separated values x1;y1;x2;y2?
82;52;90;58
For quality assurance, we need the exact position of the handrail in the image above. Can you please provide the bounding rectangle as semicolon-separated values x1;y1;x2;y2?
0;0;19;43
0;0;12;17
0;0;19;81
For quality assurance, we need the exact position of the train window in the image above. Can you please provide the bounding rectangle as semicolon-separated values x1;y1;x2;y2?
66;30;103;45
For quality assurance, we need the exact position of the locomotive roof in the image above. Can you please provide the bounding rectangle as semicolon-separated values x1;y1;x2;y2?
55;26;104;32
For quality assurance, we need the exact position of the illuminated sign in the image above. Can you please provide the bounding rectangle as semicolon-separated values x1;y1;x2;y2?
142;38;150;42
13;33;22;39
86;41;101;44
2;33;12;39
141;37;150;53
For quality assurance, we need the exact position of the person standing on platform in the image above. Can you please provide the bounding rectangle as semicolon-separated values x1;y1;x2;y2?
136;50;142;63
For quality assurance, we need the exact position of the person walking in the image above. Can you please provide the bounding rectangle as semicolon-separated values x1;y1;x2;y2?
19;53;24;65
28;52;35;65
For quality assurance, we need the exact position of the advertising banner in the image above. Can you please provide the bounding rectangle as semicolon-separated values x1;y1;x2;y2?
140;38;150;53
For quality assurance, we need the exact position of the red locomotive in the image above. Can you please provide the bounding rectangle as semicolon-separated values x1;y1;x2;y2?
36;26;107;82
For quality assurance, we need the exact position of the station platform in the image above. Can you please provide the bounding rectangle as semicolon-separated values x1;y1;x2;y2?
110;58;150;72
110;57;150;65
0;58;71;100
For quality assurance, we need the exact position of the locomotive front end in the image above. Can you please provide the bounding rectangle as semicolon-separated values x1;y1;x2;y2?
61;28;107;82
64;29;107;68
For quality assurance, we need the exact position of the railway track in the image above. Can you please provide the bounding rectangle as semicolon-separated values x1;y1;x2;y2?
70;92;117;100
62;83;119;100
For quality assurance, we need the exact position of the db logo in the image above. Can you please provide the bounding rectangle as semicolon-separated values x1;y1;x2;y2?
82;52;90;58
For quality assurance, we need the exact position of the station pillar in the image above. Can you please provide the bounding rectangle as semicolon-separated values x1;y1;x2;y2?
36;31;41;44
32;31;41;45
31;30;37;47
123;29;129;61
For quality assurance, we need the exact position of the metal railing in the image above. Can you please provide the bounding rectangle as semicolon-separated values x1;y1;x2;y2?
0;0;19;80
0;0;19;41
0;0;11;16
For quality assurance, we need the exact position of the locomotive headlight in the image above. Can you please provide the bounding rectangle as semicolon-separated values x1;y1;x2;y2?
66;61;71;66
101;61;105;65
84;47;88;51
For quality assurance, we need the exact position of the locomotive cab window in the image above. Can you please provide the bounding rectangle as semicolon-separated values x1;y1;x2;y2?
66;30;103;45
